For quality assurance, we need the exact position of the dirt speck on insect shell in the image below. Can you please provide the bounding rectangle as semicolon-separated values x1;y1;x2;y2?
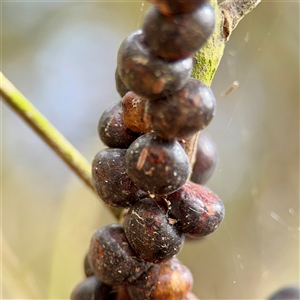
124;198;185;263
125;132;190;195
127;257;193;300
88;224;152;286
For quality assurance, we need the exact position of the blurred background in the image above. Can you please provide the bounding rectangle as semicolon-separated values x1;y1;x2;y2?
2;0;299;299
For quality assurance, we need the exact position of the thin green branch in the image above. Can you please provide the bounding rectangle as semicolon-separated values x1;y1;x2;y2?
1;72;121;218
0;72;94;190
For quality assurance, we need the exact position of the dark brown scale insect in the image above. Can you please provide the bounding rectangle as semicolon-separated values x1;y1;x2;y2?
146;78;216;140
70;276;116;300
161;181;224;238
98;102;140;149
115;68;130;97
146;0;209;16
124;198;184;263
126;257;193;300
191;132;218;185
143;4;215;61
121;91;152;134
92;149;147;208
84;253;94;277
88;224;152;286
125;132;190;195
268;285;300;300
117;30;192;100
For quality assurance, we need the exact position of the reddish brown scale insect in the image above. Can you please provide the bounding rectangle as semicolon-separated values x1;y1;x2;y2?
126;257;193;300
121;91;152;134
160;181;225;238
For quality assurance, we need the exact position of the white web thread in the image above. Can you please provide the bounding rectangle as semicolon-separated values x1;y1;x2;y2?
214;3;295;299
136;2;145;29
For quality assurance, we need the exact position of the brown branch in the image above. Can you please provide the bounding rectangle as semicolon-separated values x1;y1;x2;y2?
219;0;261;41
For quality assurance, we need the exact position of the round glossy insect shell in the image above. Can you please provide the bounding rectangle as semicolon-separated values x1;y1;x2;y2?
117;30;192;100
127;257;193;300
124;198;185;263
165;181;225;238
146;78;216;140
125;132;190;195
191;132;218;185
268;285;300;300
84;253;94;277
70;276;115;300
98;101;140;148
92;148;147;208
115;68;130;97
143;4;215;61
88;224;151;286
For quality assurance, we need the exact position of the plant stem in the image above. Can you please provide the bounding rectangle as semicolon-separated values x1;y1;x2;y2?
186;0;261;160
219;0;262;41
0;72;94;190
0;72;121;217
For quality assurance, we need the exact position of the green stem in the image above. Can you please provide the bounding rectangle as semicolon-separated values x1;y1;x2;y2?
0;72;121;218
0;72;94;190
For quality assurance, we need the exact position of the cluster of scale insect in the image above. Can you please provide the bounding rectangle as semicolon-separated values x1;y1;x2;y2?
71;1;225;299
